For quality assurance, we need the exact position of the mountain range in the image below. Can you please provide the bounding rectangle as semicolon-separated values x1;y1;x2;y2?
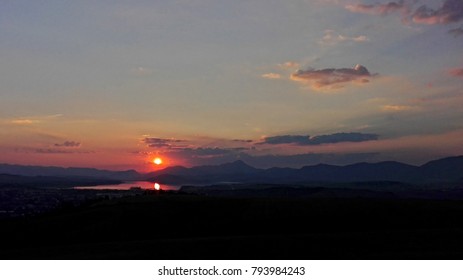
147;156;463;184
1;155;462;185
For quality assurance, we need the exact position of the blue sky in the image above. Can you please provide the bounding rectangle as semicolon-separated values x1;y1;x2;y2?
1;0;463;170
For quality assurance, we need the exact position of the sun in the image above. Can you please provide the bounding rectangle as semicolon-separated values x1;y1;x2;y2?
153;157;163;165
154;183;161;191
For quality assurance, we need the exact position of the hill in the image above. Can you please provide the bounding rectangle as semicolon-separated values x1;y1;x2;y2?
0;164;140;181
0;174;121;188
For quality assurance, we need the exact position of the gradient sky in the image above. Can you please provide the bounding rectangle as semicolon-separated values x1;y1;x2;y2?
1;0;463;171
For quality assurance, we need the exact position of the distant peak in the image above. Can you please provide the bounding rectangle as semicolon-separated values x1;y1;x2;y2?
224;160;252;167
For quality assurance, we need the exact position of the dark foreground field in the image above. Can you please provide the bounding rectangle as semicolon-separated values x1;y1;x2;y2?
1;192;463;259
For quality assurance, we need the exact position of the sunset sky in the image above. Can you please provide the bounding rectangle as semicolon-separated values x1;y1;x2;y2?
1;0;463;171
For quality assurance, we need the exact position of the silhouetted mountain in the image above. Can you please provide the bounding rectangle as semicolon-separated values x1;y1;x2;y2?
146;160;259;183
419;156;463;182
149;156;463;184
0;164;140;181
152;160;257;177
2;156;462;186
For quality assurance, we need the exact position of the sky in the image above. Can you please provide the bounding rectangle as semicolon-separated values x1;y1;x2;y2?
1;0;463;171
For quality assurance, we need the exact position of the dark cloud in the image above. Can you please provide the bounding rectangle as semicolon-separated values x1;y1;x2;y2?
259;135;310;145
345;1;407;16
54;141;81;148
449;26;463;36
345;0;463;28
258;132;379;146
412;0;463;25
290;64;376;89
143;137;186;148
232;139;253;143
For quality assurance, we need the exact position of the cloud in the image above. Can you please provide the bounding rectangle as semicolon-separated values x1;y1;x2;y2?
345;0;463;28
130;66;152;76
9;114;63;126
33;149;75;154
449;68;463;78
261;73;282;79
345;1;408;16
143;137;186;149
319;30;369;46
54;141;81;148
10;119;40;125
290;64;377;89
15;147;93;154
412;0;463;25
381;105;416;112
278;61;301;69
448;26;463;36
258;132;379;146
173;147;248;158
232;139;254;143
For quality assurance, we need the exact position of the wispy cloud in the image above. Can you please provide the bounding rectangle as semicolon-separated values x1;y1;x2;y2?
290;64;377;90
261;73;282;79
15;147;93;154
10;119;40;125
33;149;77;154
54;141;81;148
345;1;408;16
448;26;463;36
130;66;152;76
9;114;63;126
278;61;301;69
258;132;379;146
143;137;187;149
170;147;249;158
381;104;416;112
319;30;369;46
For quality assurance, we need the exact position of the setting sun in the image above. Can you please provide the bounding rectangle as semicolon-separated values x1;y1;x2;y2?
154;183;161;190
153;157;163;165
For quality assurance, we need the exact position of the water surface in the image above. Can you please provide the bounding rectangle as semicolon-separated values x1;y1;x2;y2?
75;181;181;191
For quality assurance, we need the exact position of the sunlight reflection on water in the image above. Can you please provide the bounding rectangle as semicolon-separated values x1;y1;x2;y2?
74;181;181;191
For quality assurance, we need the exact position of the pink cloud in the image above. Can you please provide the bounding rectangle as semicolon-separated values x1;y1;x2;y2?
449;68;463;78
345;1;407;16
345;0;463;27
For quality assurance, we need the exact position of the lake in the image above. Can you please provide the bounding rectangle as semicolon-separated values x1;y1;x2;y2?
74;181;181;191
